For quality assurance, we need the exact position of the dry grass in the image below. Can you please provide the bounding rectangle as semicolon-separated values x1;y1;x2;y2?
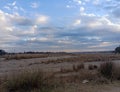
52;81;120;92
88;64;98;70
40;53;120;64
3;53;120;63
59;63;85;73
76;53;120;62
0;70;57;92
4;54;50;60
1;53;120;92
0;63;120;92
3;53;73;60
113;66;120;80
78;69;98;81
98;62;114;79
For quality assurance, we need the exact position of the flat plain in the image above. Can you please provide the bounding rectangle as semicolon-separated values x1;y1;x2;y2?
0;53;120;92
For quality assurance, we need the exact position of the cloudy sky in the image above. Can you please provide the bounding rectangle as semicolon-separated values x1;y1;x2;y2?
0;0;120;52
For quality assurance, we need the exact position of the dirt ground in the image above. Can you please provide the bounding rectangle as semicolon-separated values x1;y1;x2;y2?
53;82;120;92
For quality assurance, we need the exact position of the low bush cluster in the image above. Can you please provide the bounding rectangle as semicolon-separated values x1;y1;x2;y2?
1;70;56;92
98;62;120;81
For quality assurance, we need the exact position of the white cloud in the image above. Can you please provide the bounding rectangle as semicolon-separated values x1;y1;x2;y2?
31;2;39;8
8;1;16;6
20;7;25;12
73;19;81;26
1;0;120;52
58;40;72;45
12;1;16;6
0;10;20;49
4;6;11;10
80;7;85;12
36;15;49;24
0;10;12;31
93;0;100;5
73;0;82;5
13;6;18;10
66;5;71;8
4;1;25;13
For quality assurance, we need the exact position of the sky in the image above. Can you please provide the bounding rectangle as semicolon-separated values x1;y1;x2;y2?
0;0;120;52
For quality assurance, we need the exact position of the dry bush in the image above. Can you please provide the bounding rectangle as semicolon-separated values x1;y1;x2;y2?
60;63;85;73
88;64;98;70
88;64;94;70
73;63;85;72
98;62;114;79
1;70;56;92
113;65;120;80
77;63;85;70
98;62;120;81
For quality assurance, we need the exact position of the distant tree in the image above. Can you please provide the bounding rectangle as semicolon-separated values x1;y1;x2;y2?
0;49;6;55
115;46;120;53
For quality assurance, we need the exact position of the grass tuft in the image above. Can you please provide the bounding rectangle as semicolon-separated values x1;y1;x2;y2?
98;62;114;79
2;70;56;92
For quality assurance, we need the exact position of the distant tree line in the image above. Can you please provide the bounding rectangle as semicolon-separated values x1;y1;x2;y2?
0;49;6;55
115;46;120;53
0;49;69;55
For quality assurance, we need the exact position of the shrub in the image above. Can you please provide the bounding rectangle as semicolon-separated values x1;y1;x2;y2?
98;62;114;79
72;64;77;72
88;64;98;70
77;63;84;70
3;70;55;92
113;65;120;80
88;64;94;70
93;65;98;69
72;63;85;72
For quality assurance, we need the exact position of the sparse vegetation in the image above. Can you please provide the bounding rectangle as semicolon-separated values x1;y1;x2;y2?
4;54;50;60
40;53;120;64
98;62;114;79
1;70;56;92
88;64;98;70
1;53;120;92
113;66;120;80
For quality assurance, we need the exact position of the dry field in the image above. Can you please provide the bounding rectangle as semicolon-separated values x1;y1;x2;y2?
0;53;120;92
